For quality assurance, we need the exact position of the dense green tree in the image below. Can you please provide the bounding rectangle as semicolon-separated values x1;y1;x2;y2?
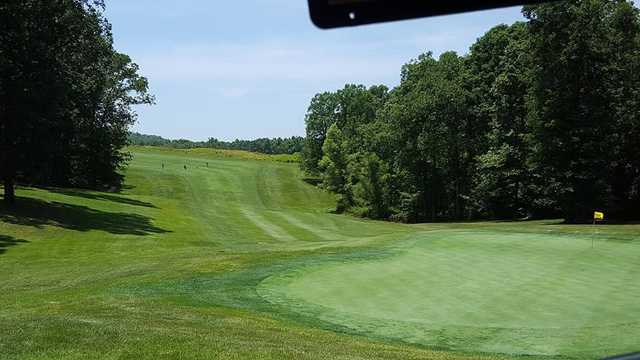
74;52;153;187
318;124;351;211
0;0;151;203
524;0;640;222
467;23;535;218
301;85;388;174
347;152;391;218
604;0;640;219
1;0;77;203
386;51;476;221
333;84;387;140
301;92;340;174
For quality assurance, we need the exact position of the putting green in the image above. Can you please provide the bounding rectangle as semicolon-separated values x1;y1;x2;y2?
259;230;640;357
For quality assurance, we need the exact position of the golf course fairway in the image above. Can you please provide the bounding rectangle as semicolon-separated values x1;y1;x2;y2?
1;146;639;359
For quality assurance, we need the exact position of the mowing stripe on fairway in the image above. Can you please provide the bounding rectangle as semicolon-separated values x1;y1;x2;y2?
238;207;297;243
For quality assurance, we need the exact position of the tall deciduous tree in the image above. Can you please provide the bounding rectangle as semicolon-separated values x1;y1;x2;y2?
388;51;476;221
524;0;639;222
347;152;391;218
0;0;152;204
468;23;536;218
302;92;340;174
319;123;350;211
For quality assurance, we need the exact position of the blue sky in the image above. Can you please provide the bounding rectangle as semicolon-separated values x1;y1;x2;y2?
105;1;526;141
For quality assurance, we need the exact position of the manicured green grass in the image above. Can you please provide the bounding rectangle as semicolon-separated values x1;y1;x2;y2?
1;147;638;359
259;229;640;358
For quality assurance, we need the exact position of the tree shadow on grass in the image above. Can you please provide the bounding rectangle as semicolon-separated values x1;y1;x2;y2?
0;235;28;255
47;188;157;208
302;177;322;186
0;197;170;236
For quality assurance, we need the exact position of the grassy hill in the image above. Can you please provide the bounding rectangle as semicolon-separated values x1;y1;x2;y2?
128;145;301;162
1;147;639;359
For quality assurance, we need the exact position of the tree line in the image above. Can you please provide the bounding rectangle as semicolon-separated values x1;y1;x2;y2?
301;0;640;223
1;0;152;204
129;132;304;155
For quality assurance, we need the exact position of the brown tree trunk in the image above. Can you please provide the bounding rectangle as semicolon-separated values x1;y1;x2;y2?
3;176;15;205
1;145;17;205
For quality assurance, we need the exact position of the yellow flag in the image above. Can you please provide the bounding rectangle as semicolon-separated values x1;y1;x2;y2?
594;211;604;221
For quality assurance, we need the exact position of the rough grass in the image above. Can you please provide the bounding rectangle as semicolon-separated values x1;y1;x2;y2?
0;147;638;359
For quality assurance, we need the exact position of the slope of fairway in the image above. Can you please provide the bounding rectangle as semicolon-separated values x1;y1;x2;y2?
259;230;640;357
1;147;639;359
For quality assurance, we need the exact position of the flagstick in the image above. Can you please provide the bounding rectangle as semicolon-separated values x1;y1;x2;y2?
592;218;595;249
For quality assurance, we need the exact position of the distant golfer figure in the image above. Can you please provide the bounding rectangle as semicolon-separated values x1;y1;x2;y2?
162;163;164;169
206;162;209;168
